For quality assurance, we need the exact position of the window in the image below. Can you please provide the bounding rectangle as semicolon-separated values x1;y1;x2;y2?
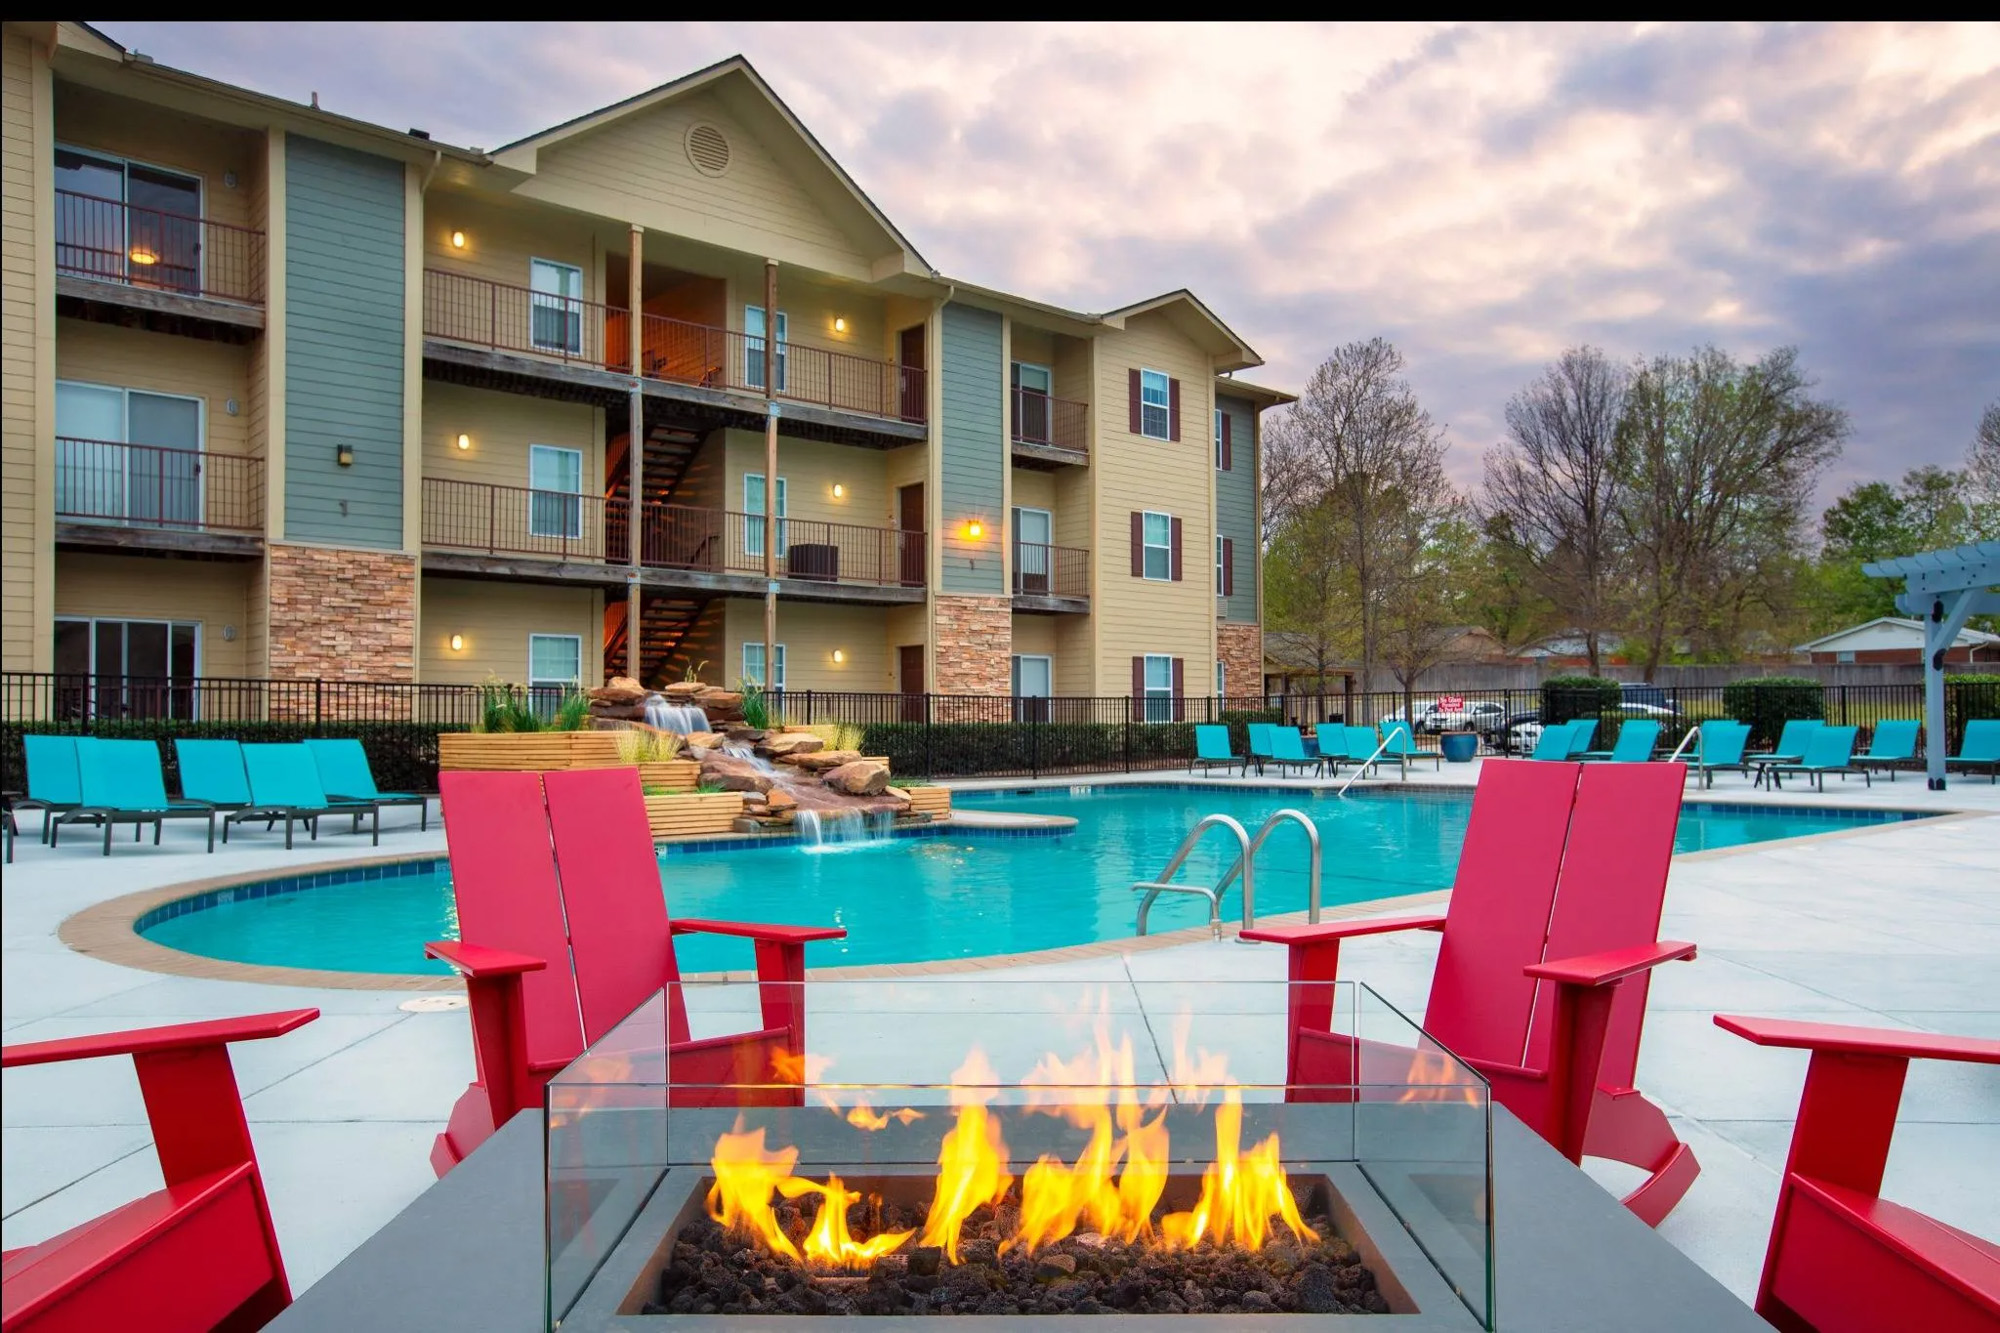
529;259;584;355
742;641;787;689
1215;408;1226;470
54;147;203;293
1216;661;1226;698
1142;511;1172;581
1836;650;1857;664
528;633;583;719
1143;654;1175;723
742;473;789;558
1139;369;1170;440
1013;506;1052;593
55;380;203;527
745;305;789;391
54;617;201;719
1012;362;1052;443
1216;534;1225;591
1012;654;1053;722
527;445;583;539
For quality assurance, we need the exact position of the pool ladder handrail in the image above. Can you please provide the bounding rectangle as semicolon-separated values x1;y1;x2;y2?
1668;724;1702;765
1133;808;1322;939
1335;732;1398;797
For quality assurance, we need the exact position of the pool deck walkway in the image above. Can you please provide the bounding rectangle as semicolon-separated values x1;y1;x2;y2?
3;761;1996;1306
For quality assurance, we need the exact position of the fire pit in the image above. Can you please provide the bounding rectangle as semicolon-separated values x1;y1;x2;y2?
544;979;1494;1330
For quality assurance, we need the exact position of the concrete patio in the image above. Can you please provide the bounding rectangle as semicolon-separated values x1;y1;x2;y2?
3;765;1996;1307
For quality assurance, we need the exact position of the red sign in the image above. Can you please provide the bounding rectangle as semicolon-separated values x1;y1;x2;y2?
1437;695;1465;712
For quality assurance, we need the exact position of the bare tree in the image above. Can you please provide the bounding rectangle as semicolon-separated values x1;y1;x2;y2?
1613;346;1847;674
1480;346;1628;674
1968;401;2000;540
1262;338;1455;690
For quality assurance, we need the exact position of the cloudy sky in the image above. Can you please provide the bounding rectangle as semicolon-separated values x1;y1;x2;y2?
102;21;1999;498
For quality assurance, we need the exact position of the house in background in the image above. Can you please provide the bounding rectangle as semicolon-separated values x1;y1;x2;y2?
1795;617;2000;666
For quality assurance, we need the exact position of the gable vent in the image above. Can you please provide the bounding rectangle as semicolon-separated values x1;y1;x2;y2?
685;123;731;176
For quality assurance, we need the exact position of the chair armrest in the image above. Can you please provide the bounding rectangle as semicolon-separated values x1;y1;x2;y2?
3;1009;318;1068
670;918;847;944
1526;940;1697;987
424;940;547;977
1242;913;1447;946
1715;1015;2000;1065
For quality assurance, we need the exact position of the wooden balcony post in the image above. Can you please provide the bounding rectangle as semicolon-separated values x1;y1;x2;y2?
626;224;645;684
763;258;779;682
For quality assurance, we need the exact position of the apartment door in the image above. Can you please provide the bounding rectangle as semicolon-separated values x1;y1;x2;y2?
1011;362;1052;444
1013;506;1052;594
55;381;201;527
897;482;926;586
898;325;926;421
898;644;926;721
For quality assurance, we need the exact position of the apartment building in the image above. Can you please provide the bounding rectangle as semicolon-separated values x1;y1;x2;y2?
2;22;1288;708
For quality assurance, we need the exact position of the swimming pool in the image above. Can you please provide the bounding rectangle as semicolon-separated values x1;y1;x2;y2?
137;785;1920;975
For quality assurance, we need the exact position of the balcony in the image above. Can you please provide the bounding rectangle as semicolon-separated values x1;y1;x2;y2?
1012;541;1090;613
1011;387;1089;468
54;191;266;336
54;438;264;558
420;476;924;605
422;270;926;445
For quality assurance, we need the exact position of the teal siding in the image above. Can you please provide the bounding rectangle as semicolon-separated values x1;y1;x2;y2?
939;303;1004;594
285;136;406;549
1216;394;1259;622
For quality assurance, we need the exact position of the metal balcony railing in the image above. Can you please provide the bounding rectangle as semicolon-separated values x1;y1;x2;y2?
54;190;265;305
1013;541;1090;599
1012;388;1088;454
642;505;926;587
55;438;264;534
636;312;926;423
421;476;617;561
422;269;615;368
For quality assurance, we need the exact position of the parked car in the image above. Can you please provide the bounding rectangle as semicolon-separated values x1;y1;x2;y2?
1383;699;1509;735
1619;683;1682;714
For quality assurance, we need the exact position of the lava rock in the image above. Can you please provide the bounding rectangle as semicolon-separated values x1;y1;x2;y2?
908;1246;943;1277
1035;1253;1078;1280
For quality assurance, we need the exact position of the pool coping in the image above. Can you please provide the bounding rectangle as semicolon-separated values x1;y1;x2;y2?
56;795;1989;992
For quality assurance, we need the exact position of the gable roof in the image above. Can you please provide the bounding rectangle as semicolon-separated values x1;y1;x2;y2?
491;55;928;278
1104;289;1262;372
1794;616;2000;652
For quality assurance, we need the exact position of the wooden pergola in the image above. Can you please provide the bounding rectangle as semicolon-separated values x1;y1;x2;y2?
1862;540;2000;789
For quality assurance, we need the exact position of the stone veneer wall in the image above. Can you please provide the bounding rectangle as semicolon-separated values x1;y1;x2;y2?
932;594;1012;695
267;542;417;682
1217;622;1263;700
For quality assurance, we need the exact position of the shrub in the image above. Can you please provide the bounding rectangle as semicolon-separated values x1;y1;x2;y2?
474;678;591;733
615;729;683;764
1946;673;2000;750
856;708;1281;778
805;719;864;753
1721;677;1824;747
0;719;461;795
1541;676;1621;726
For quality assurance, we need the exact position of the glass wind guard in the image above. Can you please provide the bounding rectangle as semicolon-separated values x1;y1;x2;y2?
545;976;1492;1330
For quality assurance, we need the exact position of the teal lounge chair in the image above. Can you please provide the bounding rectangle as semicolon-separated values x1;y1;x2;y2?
1581;719;1661;763
1946;718;2000;783
52;739;217;855
1689;720;1752;787
1246;723;1278;776
1267;726;1319;776
16;735;84;843
1380;719;1442;771
305;739;431;829
232;744;379;850
1563;718;1599;758
1765;725;1867;791
1314;724;1351;774
1853;719;1920;780
1527;721;1575;761
174;739;254;811
1748;719;1822;788
1189;724;1247;777
1338;724;1401;776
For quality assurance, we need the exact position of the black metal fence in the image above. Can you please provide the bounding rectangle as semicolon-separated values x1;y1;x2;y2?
6;671;1984;794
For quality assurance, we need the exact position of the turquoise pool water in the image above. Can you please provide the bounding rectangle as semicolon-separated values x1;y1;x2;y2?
138;786;1918;975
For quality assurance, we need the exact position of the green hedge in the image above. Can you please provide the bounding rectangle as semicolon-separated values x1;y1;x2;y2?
1541;676;1622;726
1946;674;2000;751
1721;677;1824;747
0;720;465;795
858;709;1280;778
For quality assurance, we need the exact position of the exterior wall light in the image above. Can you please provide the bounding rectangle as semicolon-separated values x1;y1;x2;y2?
450;230;466;249
965;520;983;540
450;634;464;652
457;433;472;451
832;649;845;664
335;443;355;467
831;483;844;498
833;316;848;333
128;246;159;266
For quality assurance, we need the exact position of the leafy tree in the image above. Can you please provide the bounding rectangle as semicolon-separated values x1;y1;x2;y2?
1264;497;1356;694
1468;513;1561;653
1808;465;1979;630
1968;401;2000;540
1379;511;1484;725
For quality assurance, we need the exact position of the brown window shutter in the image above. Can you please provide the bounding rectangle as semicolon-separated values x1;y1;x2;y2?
1170;517;1183;582
1132;656;1146;721
1223;537;1235;597
1130;511;1144;577
1172;658;1186;720
1168;378;1182;441
1221;413;1233;471
1128;369;1142;435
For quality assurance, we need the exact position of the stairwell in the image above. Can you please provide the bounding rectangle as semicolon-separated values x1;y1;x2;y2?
603;594;713;687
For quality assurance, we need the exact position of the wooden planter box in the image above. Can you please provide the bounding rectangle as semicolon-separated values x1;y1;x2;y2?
637;759;699;792
643;792;745;840
904;787;951;818
439;732;627;772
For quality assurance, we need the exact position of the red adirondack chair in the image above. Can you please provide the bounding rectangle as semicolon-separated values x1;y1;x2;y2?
1716;1015;2000;1332
1243;759;1701;1225
426;768;844;1176
2;1009;317;1332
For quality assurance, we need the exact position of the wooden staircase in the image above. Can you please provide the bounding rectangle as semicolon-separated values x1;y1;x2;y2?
605;422;704;510
603;594;711;686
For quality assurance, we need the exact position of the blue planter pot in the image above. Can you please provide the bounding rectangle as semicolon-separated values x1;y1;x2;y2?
1440;732;1479;764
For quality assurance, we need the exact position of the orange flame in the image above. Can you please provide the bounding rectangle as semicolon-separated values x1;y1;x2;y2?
1395;1044;1482;1106
707;1122;805;1263
772;1050;927;1130
781;1175;915;1269
918;1049;1013;1261
846;1102;926;1131
1158;1091;1318;1250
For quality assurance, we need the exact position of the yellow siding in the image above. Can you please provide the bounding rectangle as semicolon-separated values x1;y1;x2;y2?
1053;616;1094;695
53;83;263;233
1011;614;1055;657
1010;468;1054;514
424;189;606;303
721;429;891;529
55;319;253;454
526;90;873;279
419;578;602;685
54;553;256;677
723;597;896;692
421;383;602;488
703;256;891;372
1093;310;1215;693
3;31;47;669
